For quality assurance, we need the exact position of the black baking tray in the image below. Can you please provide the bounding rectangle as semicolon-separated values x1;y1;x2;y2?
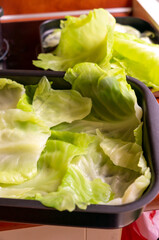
0;69;159;229
39;16;159;53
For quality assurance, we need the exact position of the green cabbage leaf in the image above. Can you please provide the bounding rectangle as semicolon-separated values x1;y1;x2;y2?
33;8;115;71
112;31;159;91
0;78;25;110
64;62;142;141
32;77;92;127
0;64;151;210
0;109;50;184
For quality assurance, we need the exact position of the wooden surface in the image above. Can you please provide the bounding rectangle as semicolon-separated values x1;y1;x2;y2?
0;222;40;231
0;226;122;240
1;0;132;15
145;195;159;211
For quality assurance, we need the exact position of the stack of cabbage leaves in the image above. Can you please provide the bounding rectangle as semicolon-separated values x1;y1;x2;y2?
33;8;159;92
0;63;150;211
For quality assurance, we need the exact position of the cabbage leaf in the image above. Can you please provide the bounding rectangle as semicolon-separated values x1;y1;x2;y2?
0;64;151;210
64;62;142;141
0;78;25;110
0;109;50;184
0;132;113;211
33;8;115;71
112;31;159;91
32;77;92;127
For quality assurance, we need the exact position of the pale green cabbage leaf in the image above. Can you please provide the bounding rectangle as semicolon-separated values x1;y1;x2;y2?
64;62;142;141
33;8;115;71
0;132;113;211
0;109;50;184
0;63;151;210
112;31;159;91
32;77;92;127
0;78;25;110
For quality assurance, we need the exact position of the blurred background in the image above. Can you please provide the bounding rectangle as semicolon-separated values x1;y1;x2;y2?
0;0;132;15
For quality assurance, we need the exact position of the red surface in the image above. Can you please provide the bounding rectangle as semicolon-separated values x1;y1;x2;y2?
121;223;147;240
1;0;132;15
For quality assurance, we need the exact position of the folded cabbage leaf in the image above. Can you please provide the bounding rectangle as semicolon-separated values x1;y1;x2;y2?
0;109;50;184
0;137;86;201
32;77;92;127
37;134;149;209
0;78;25;110
0;132;114;211
0;64;151;210
64;62;142;141
112;31;159;91
99;135;147;174
33;8;115;71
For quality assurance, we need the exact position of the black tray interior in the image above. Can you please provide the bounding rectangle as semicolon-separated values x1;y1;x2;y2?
0;70;159;229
